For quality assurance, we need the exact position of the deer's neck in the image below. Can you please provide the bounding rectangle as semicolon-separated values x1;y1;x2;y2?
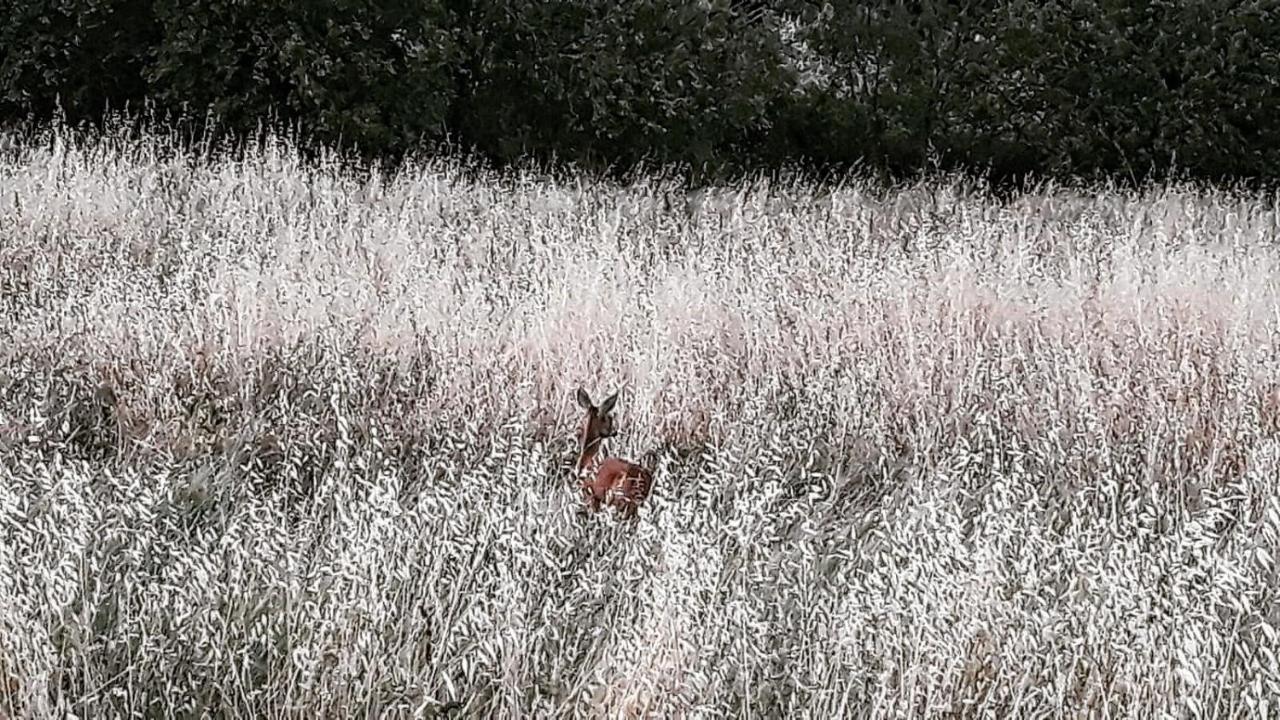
577;436;605;475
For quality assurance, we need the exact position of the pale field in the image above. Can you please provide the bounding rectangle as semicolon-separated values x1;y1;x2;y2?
1;127;1279;718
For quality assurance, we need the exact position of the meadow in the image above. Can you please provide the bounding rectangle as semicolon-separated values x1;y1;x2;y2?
1;126;1279;718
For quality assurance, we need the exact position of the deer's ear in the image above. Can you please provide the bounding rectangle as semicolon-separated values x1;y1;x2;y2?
599;391;618;415
576;388;593;410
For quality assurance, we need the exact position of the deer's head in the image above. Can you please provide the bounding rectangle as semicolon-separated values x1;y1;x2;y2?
576;387;618;452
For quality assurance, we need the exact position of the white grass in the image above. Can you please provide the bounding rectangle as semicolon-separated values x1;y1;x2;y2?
1;125;1279;718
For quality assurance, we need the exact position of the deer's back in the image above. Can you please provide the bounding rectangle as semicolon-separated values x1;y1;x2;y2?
586;457;653;509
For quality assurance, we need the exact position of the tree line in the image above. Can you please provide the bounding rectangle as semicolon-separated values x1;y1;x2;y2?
2;0;1275;184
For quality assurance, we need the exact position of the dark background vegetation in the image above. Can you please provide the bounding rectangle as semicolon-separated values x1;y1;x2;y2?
1;0;1276;185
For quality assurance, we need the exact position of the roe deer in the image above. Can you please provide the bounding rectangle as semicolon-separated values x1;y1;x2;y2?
575;387;654;520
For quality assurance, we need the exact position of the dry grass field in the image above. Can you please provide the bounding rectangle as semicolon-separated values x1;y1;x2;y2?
1;126;1279;718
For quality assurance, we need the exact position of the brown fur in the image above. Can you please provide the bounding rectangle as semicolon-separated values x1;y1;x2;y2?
576;388;654;520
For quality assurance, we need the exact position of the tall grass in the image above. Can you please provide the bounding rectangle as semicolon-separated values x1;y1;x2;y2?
1;125;1278;718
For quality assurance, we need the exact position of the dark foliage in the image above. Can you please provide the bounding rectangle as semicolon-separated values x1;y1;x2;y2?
1;0;1277;184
